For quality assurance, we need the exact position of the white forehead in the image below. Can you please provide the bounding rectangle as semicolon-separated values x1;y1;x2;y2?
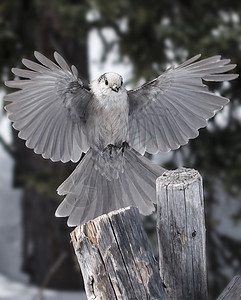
101;72;123;84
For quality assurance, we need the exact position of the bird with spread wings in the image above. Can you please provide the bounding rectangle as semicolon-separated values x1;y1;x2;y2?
4;52;238;225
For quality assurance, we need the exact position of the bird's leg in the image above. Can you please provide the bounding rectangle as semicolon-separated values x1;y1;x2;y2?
102;144;115;158
121;141;129;153
107;144;113;156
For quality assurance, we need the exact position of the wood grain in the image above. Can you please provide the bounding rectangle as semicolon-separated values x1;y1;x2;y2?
156;168;208;300
71;206;167;299
217;275;241;300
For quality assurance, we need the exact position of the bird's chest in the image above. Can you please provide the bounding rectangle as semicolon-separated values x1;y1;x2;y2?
88;94;129;148
101;104;127;130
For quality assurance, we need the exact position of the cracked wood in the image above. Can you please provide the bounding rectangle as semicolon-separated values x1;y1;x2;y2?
156;168;208;300
71;206;167;300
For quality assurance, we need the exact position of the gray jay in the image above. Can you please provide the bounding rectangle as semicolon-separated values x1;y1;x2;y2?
4;52;238;226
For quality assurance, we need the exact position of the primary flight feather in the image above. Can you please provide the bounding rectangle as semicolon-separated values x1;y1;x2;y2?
4;52;238;226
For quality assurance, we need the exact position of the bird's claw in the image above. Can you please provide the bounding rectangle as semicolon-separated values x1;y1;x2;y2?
102;142;129;158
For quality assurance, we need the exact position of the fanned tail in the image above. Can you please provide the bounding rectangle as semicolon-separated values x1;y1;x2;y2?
55;148;165;226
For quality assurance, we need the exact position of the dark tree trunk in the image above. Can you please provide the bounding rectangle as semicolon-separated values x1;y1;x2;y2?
8;0;89;289
22;187;83;289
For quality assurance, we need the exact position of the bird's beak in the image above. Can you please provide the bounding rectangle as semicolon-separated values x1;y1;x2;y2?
112;85;119;93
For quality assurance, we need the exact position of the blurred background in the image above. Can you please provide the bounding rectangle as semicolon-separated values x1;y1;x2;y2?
0;1;241;299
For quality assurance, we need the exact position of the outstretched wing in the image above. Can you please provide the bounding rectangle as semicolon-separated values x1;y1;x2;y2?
5;51;92;162
128;54;238;155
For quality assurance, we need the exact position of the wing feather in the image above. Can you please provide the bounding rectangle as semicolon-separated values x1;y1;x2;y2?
128;55;238;154
22;58;50;73
5;52;92;162
34;51;60;70
54;52;71;72
12;68;38;79
176;54;202;68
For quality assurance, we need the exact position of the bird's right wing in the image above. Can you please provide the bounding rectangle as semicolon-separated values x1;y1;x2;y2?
5;52;92;162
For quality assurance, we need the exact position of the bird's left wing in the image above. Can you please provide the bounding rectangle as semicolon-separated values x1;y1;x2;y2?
5;52;92;162
127;55;238;155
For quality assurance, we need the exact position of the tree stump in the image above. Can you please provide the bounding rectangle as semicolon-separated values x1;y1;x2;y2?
71;206;167;300
156;168;208;300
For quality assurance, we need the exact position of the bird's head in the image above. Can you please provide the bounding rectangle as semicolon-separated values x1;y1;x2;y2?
90;72;125;97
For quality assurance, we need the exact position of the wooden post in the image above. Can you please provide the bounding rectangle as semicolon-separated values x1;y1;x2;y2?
217;275;241;300
156;168;208;300
71;206;167;300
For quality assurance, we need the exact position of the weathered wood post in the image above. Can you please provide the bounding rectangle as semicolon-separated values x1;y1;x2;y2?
156;168;208;300
217;275;241;300
71;206;167;300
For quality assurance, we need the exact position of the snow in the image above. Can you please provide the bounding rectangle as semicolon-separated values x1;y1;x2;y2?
0;274;86;300
0;114;28;283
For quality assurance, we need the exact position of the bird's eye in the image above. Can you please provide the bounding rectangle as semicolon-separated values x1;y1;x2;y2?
105;79;108;85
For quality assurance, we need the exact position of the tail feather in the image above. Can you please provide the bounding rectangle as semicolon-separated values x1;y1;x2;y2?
55;148;165;226
65;168;99;226
125;151;157;190
57;152;92;195
123;166;153;213
119;175;131;208
121;152;160;214
107;178;120;212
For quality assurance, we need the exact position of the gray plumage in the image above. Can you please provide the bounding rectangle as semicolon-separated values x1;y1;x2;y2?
4;51;238;226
